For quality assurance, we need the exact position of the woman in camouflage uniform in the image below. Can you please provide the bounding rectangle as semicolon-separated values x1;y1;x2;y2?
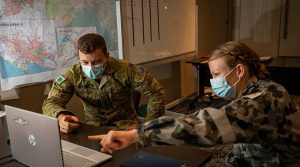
89;41;300;166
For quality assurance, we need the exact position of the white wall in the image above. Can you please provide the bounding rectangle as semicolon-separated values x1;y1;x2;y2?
2;0;231;119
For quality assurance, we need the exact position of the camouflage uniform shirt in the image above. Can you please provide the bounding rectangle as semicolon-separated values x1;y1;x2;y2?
138;78;300;166
43;57;165;129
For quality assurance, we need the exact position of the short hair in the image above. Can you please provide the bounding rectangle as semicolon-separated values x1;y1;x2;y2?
77;33;107;54
209;41;269;80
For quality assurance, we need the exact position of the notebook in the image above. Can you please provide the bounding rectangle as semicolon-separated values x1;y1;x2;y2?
120;151;186;167
142;145;212;167
5;105;112;167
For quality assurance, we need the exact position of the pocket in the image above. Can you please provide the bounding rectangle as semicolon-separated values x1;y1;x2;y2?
75;84;98;99
105;80;132;109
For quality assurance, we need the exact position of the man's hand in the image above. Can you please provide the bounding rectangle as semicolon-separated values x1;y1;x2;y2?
88;129;137;153
57;114;80;133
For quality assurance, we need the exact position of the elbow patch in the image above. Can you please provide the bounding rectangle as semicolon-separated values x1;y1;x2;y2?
48;89;62;98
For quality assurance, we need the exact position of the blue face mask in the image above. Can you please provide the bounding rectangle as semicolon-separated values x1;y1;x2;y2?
210;67;239;99
82;64;105;79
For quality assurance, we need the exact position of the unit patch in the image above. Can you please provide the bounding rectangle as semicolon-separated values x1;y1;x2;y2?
55;75;65;84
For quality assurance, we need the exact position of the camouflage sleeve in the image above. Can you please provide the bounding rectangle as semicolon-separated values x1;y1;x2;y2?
42;72;75;117
129;64;166;122
137;108;232;147
137;83;298;148
224;84;298;144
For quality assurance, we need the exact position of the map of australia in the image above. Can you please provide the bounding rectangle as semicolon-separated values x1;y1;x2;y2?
0;0;119;91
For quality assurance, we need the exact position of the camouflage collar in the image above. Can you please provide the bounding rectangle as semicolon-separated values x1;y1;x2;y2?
104;57;117;75
242;76;260;95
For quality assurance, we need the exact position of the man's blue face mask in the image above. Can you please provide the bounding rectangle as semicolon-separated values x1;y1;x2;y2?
210;67;240;99
82;63;105;79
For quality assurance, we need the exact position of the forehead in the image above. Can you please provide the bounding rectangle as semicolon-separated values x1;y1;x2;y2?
208;57;230;73
79;49;106;60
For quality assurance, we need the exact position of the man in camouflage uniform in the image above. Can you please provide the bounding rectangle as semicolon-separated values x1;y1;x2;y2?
43;33;165;132
92;42;300;166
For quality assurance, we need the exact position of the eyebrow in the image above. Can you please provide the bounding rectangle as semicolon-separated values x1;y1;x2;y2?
210;68;221;75
211;72;219;76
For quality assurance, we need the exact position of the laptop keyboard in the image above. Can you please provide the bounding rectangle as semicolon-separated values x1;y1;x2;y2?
63;150;98;167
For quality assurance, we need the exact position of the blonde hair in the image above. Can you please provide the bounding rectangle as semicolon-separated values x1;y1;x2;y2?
209;41;269;80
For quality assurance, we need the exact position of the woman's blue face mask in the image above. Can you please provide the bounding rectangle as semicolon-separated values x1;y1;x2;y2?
210;67;240;99
82;63;105;79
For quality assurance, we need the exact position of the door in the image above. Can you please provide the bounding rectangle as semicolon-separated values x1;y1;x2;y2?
279;0;300;57
233;0;282;57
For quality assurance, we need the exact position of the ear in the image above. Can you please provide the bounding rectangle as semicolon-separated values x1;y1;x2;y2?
236;64;245;78
105;52;110;59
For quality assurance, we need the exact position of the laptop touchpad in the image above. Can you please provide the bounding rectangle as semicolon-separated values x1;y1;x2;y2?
70;147;96;156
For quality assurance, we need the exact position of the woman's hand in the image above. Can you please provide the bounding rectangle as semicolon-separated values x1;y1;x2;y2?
88;129;137;153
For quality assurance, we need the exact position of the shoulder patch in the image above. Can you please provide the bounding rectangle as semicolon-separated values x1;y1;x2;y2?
138;66;145;74
55;75;65;84
244;92;262;99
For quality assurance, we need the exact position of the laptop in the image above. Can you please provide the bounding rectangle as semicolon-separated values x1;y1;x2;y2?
0;111;11;159
5;105;112;167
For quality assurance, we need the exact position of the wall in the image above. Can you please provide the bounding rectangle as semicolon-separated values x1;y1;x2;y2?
1;61;184;121
1;82;86;120
2;83;49;113
1;0;230;119
180;57;196;97
233;0;281;57
197;0;232;57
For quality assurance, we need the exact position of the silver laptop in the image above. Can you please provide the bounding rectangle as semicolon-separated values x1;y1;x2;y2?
5;105;112;167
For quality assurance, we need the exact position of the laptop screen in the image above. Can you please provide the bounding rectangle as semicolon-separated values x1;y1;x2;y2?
5;105;112;167
5;105;64;167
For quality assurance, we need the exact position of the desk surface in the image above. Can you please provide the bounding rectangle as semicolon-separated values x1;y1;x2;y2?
60;124;137;167
0;124;137;167
1;123;211;167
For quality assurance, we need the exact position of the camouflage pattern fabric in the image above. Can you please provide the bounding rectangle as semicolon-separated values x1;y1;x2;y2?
43;57;165;129
224;143;281;167
203;144;233;167
138;78;300;166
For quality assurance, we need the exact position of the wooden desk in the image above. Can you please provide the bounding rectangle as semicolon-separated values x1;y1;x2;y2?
61;124;138;167
186;57;300;95
0;124;137;167
1;123;211;167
